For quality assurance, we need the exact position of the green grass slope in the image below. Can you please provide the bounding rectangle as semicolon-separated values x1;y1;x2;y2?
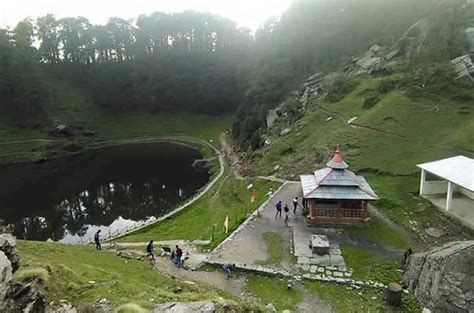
15;240;229;309
121;167;280;247
250;75;474;246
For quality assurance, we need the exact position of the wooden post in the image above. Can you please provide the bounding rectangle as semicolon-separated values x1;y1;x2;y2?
211;224;217;241
384;282;402;307
336;201;342;222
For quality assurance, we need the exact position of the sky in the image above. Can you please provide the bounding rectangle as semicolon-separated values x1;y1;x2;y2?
0;0;292;31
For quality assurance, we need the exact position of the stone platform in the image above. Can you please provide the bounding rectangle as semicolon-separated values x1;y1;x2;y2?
290;219;346;271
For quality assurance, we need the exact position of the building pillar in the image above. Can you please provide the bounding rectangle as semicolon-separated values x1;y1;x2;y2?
308;200;316;222
446;181;454;211
419;169;426;195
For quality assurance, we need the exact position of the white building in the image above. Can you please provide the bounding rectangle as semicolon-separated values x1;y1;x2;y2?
417;155;474;228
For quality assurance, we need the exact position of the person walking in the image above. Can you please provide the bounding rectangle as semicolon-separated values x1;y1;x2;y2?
292;197;299;214
275;201;282;218
223;263;235;278
175;245;183;268
94;230;102;250
284;204;290;222
146;240;155;261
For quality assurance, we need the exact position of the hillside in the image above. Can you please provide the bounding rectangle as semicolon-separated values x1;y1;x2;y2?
248;70;474;246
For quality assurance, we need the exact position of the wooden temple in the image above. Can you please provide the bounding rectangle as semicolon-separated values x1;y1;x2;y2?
300;146;378;225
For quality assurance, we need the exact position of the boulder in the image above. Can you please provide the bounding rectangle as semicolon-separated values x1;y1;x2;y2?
52;125;73;137
82;130;96;137
265;303;277;312
403;241;474;312
280;128;291;136
266;109;279;129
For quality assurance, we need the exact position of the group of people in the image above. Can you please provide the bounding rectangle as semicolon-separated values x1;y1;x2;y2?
275;197;303;222
146;240;184;267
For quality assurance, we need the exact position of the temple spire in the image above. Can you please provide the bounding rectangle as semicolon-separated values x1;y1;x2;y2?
326;145;349;169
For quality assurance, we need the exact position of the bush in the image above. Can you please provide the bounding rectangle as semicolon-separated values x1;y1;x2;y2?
377;79;399;93
363;94;381;109
326;76;358;103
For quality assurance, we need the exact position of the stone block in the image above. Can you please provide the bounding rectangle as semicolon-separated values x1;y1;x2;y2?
302;264;310;271
317;267;325;273
309;266;317;273
333;271;344;277
297;257;310;265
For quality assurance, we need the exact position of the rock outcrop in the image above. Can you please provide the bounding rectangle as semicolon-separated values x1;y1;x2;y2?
451;54;474;82
0;234;47;313
345;45;393;77
403;241;474;313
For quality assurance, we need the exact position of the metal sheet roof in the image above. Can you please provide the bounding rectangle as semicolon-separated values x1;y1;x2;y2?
417;155;474;191
300;172;378;200
316;169;360;186
304;185;378;200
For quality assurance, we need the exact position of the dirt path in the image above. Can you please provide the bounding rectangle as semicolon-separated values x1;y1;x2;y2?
220;133;246;180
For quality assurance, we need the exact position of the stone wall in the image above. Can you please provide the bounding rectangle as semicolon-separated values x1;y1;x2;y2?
403;241;474;313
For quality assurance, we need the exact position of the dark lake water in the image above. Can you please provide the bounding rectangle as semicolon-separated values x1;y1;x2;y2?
0;143;210;243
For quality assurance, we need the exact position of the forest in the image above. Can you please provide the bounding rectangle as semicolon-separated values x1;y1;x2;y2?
0;0;471;144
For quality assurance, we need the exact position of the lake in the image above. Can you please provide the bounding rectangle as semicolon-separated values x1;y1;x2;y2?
0;143;211;243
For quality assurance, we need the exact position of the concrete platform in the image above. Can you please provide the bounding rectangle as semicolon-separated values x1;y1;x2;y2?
424;194;474;229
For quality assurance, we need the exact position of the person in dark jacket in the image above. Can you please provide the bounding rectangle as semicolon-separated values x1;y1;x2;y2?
94;230;101;250
146;240;155;261
175;245;183;268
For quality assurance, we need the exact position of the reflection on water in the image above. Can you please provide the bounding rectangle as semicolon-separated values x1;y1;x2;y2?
0;143;210;243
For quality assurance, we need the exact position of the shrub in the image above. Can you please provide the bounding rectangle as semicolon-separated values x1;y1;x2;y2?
363;94;381;109
377;79;399;93
326;76;358;103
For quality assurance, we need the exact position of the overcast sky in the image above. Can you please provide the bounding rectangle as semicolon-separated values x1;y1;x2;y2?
0;0;292;31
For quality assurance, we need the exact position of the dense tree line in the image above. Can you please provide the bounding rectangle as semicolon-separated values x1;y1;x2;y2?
0;11;252;124
0;0;471;140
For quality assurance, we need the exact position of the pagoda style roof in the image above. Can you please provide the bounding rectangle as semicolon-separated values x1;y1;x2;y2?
300;147;378;200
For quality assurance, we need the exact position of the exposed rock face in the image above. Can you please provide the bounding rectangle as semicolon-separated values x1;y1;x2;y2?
0;251;13;302
345;45;392;78
403;241;474;313
0;234;20;272
0;234;47;313
451;55;474;82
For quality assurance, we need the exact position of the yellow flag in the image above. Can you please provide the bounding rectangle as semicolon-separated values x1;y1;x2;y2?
250;190;257;203
224;215;229;234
